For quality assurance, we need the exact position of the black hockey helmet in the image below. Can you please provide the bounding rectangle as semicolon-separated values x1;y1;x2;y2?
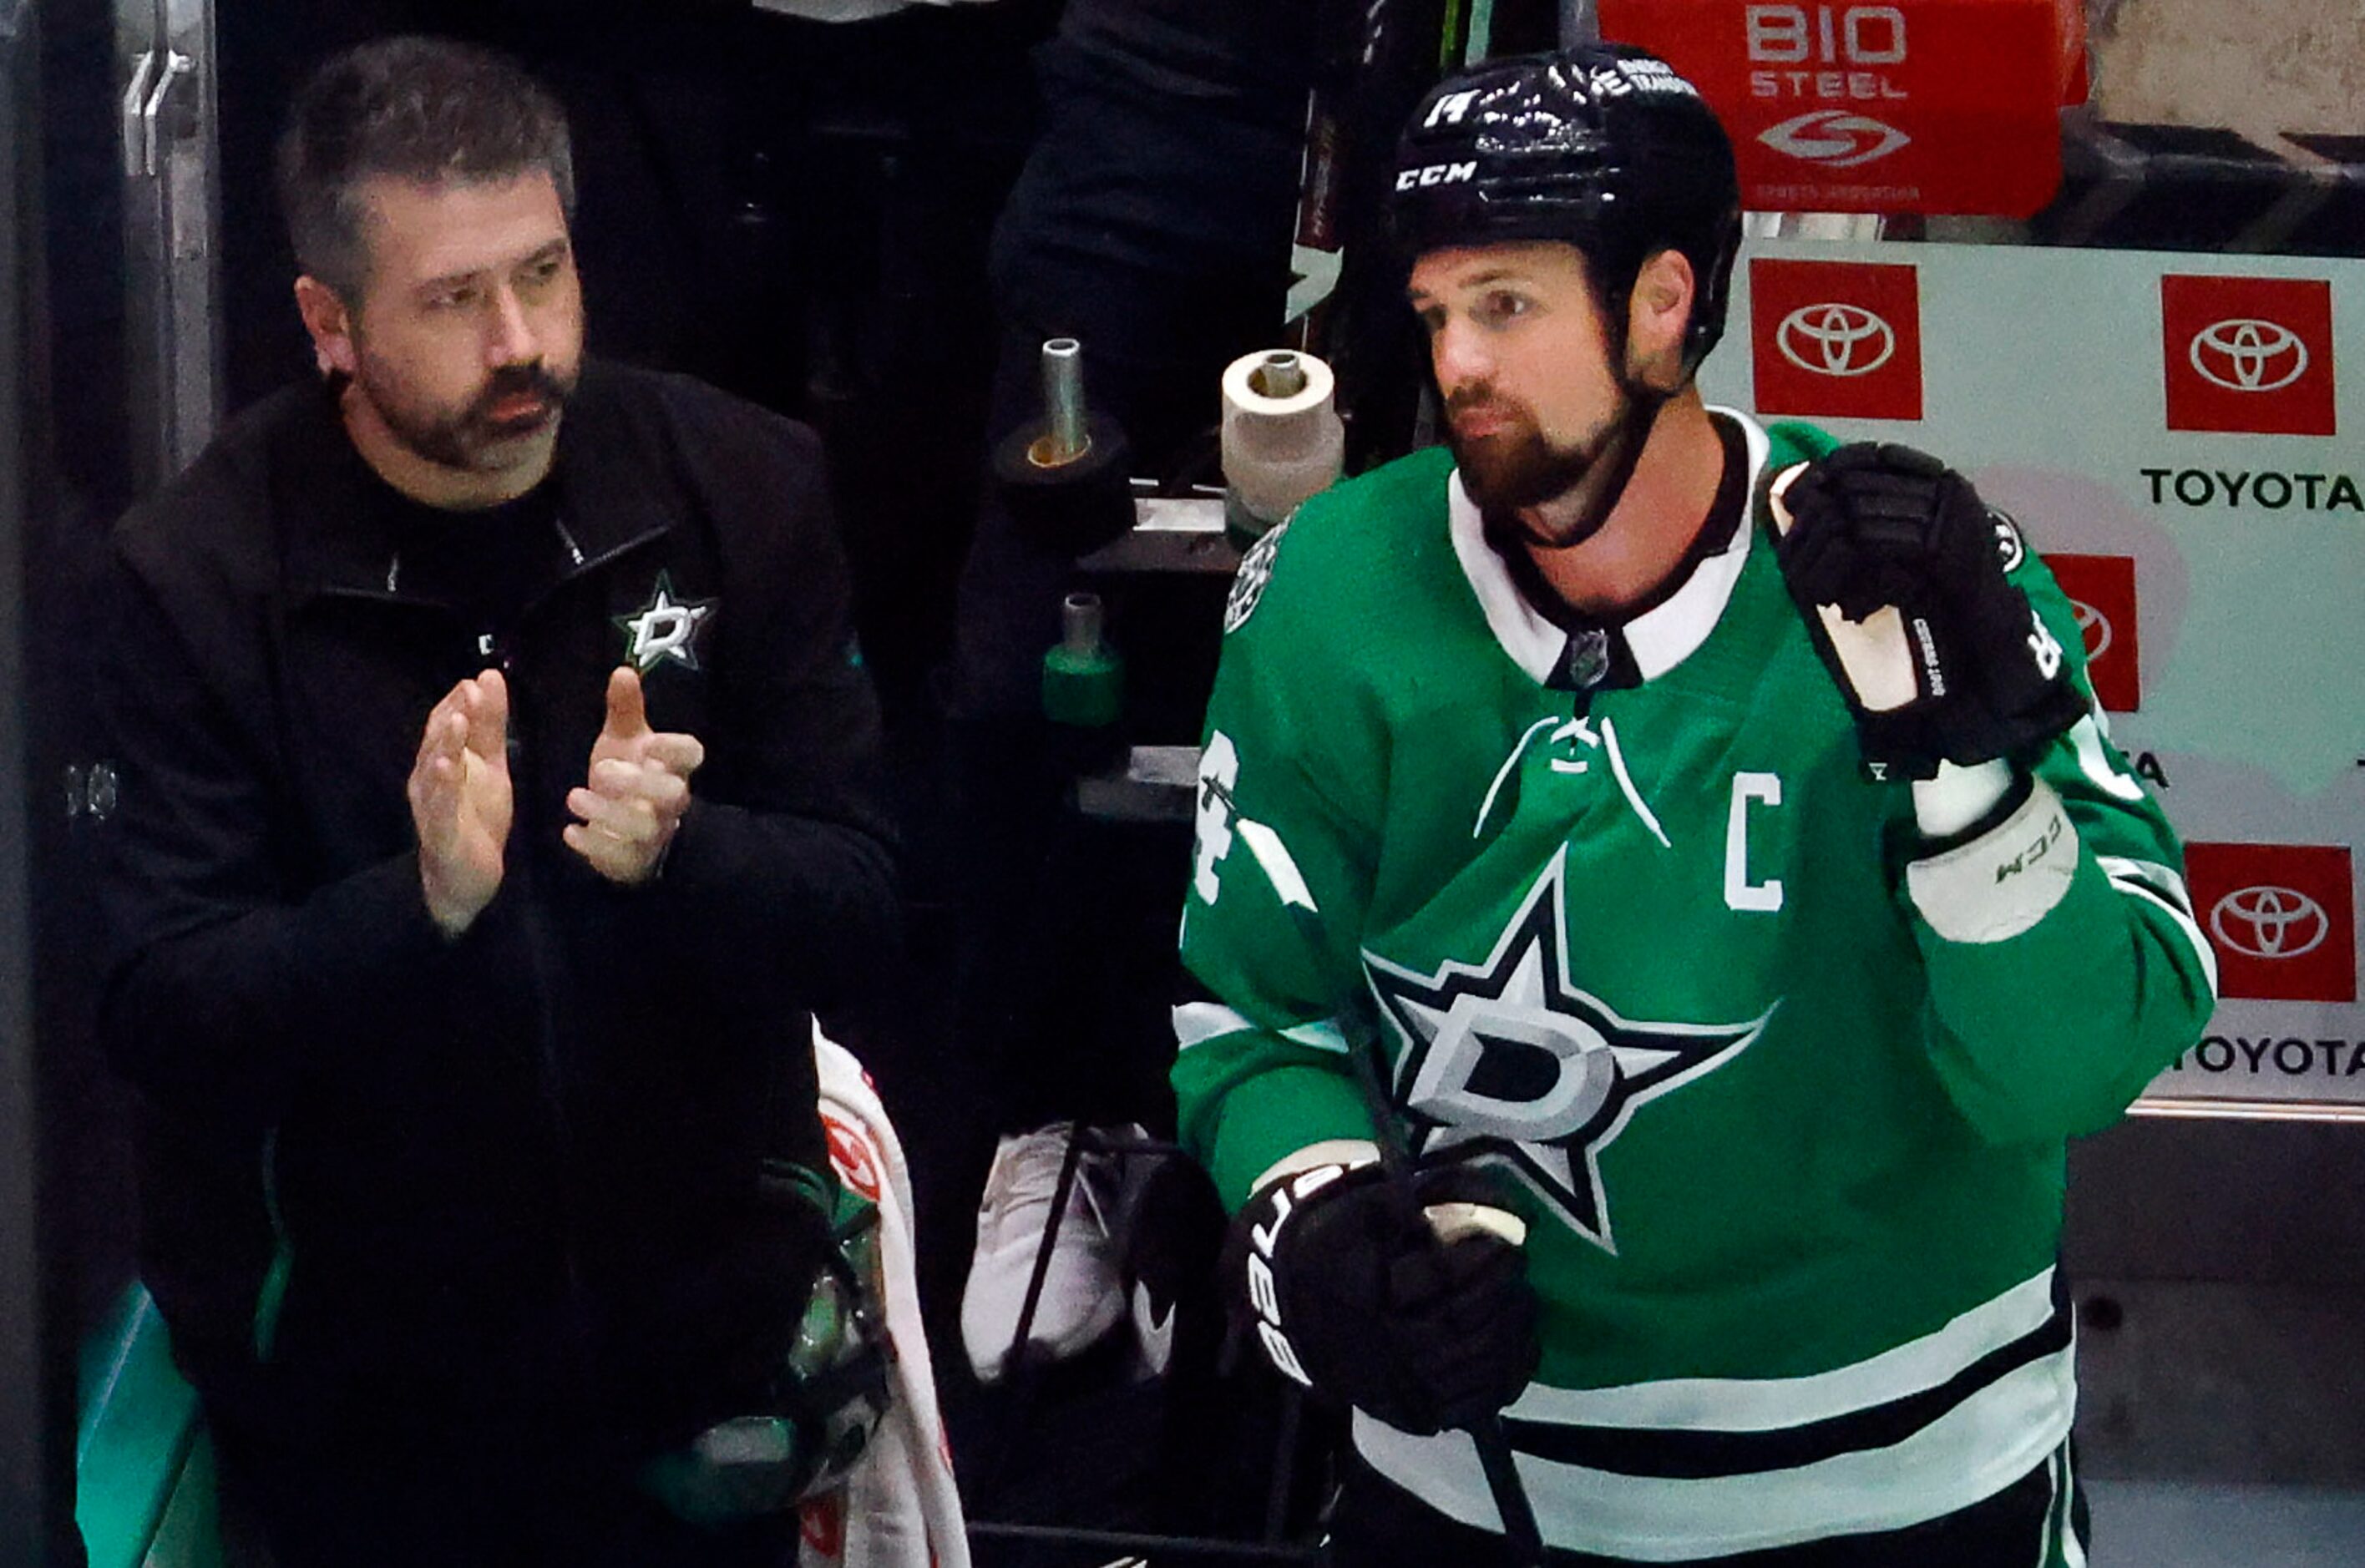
1390;44;1743;375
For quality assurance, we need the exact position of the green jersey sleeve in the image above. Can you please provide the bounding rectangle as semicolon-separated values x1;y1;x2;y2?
1900;539;2219;1143
1175;500;1395;1209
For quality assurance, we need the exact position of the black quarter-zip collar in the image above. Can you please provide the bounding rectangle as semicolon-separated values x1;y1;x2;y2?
278;359;681;611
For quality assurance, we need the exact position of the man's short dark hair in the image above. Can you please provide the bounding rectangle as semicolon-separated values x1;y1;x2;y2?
276;36;575;301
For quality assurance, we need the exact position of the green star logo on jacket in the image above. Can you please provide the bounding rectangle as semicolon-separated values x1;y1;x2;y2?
615;571;717;674
1370;852;1774;1254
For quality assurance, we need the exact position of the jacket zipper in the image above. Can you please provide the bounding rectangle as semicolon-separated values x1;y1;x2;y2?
317;547;612;1397
483;629;597;1394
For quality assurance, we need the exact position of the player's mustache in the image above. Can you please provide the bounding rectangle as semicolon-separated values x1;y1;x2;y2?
473;362;567;417
1445;387;1523;427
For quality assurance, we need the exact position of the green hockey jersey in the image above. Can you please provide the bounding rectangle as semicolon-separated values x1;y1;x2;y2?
1175;412;2216;1560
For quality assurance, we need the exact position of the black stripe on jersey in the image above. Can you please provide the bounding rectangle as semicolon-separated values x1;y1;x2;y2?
2104;857;2195;918
1502;1277;2073;1479
1176;969;1228;1009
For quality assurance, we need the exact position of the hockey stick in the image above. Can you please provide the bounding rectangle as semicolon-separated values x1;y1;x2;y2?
1334;985;1548;1566
1232;819;1548;1565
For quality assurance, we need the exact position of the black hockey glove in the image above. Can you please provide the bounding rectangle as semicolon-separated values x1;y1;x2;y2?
1772;443;2088;781
1228;1159;1538;1435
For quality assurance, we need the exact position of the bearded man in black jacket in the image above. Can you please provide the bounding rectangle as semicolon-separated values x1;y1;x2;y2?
94;36;899;1566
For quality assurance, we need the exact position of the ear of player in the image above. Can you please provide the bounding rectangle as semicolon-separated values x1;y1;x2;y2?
1770;443;2089;782
1226;1158;1541;1437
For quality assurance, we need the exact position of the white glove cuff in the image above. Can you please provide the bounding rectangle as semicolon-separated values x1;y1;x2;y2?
1907;774;2078;943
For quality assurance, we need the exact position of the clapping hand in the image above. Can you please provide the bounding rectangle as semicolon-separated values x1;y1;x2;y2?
411;669;513;937
564;666;706;886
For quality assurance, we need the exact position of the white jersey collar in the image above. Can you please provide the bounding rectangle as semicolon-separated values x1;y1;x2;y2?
1447;407;1771;687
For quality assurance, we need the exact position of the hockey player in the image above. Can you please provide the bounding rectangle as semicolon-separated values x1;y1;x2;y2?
1175;43;2217;1566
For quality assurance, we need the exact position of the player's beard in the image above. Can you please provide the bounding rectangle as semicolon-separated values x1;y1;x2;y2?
353;353;578;475
1448;384;1653;551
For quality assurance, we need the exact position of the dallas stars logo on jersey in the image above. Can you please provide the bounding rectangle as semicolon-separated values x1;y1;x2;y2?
615;571;716;674
1370;852;1772;1253
1224;518;1291;635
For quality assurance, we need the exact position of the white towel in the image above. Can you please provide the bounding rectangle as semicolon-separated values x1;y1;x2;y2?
801;1030;970;1568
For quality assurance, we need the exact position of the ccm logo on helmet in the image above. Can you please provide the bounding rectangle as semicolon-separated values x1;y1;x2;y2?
1396;159;1477;192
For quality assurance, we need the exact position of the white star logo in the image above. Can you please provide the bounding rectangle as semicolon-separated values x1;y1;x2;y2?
615;572;716;674
1368;852;1773;1252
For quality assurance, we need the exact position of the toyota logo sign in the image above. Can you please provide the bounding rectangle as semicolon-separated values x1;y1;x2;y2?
1750;259;1922;421
2042;554;2139;714
1776;304;1896;377
2211;886;2330;960
2069;599;2111;661
2190;318;2309;393
2162;277;2334;436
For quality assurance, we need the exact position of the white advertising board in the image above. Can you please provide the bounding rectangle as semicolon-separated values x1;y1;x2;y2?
1701;240;2365;1106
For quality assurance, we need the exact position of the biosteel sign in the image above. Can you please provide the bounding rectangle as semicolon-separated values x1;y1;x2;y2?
1598;0;2084;215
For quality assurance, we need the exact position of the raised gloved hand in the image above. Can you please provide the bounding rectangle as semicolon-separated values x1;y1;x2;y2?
1230;1156;1538;1435
1770;443;2087;781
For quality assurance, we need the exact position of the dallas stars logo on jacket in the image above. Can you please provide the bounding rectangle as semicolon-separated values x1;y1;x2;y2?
1369;852;1772;1253
615;571;716;674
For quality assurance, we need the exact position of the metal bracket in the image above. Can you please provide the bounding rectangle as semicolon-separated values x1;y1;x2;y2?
119;50;158;180
2130;1096;2365;1126
1075;745;1203;824
1077;495;1240;576
139;51;194;181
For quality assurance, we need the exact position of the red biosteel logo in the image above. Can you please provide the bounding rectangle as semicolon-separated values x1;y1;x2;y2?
2041;554;2139;713
2183;843;2356;1003
2161;276;2337;437
1596;0;2082;215
1750;258;1922;421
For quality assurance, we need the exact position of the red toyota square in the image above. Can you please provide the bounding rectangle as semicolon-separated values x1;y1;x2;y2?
1750;259;1923;422
2161;276;2337;436
2041;554;2140;713
2183;842;2356;1003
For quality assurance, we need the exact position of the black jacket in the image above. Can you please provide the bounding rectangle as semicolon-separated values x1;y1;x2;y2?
96;361;899;1465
